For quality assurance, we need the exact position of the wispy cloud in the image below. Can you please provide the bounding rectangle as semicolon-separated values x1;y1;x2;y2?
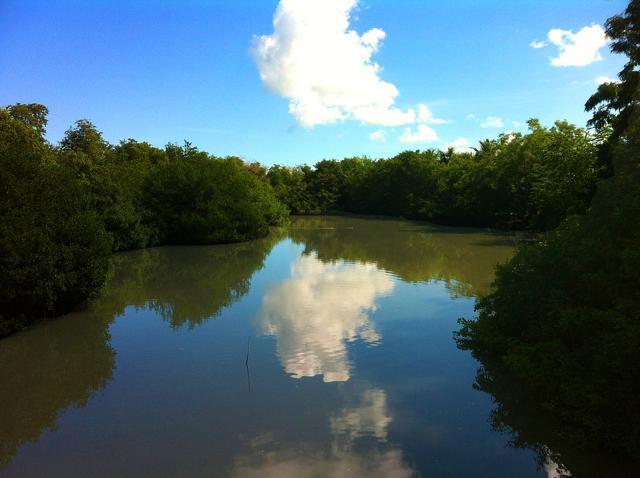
480;116;504;128
399;124;438;144
369;130;387;142
417;104;449;125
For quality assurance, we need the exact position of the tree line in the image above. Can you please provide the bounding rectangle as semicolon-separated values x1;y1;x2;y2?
267;120;604;231
1;105;605;337
0;108;287;336
1;102;604;337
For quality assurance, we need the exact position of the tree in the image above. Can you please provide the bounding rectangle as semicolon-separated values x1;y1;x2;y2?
4;103;48;136
0;107;112;336
144;153;286;245
585;0;640;140
60;119;110;159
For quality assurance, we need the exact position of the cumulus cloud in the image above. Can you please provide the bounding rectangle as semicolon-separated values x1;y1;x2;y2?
369;130;387;142
257;254;394;382
399;124;438;144
512;120;521;128
596;75;619;85
252;0;416;127
417;104;449;125
444;137;474;154
480;116;504;128
547;24;608;67
530;40;547;49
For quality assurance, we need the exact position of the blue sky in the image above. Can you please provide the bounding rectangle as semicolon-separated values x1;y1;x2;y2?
0;0;628;166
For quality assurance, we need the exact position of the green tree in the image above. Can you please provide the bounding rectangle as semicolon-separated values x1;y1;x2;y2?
144;152;286;244
457;0;640;461
0;106;112;336
58;121;154;251
267;164;317;214
585;0;640;141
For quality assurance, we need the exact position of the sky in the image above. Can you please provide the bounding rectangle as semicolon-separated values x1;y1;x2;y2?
0;0;629;166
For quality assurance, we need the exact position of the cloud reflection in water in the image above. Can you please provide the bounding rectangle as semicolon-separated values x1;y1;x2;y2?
257;253;394;382
233;388;413;478
331;388;391;442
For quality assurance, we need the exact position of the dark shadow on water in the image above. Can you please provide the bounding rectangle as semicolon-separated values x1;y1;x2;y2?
466;361;640;477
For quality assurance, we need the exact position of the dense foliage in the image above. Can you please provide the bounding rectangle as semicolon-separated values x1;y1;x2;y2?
268;120;601;231
0;106;605;338
145;154;285;245
457;0;640;466
0;106;112;336
0;107;286;336
457;124;640;456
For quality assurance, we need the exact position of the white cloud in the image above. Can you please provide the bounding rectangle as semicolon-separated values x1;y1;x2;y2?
417;104;448;125
596;75;619;85
512;120;521;128
466;113;476;120
480;116;504;128
353;105;416;126
548;24;608;67
252;0;416;127
399;124;438;144
369;130;387;142
444;137;474;154
530;40;546;49
257;254;394;382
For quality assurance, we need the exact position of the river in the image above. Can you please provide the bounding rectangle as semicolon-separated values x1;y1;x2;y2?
1;216;571;477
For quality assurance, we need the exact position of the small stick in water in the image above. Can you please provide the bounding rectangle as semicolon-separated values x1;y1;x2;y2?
245;336;251;392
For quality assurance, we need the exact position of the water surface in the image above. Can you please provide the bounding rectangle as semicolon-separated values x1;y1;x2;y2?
1;216;566;477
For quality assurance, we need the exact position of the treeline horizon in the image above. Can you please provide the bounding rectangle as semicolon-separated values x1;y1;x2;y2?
28;112;608;230
266;118;604;231
0;106;289;336
0;101;611;338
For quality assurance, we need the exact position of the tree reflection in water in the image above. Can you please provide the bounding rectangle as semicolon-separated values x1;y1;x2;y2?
468;363;638;477
0;233;282;470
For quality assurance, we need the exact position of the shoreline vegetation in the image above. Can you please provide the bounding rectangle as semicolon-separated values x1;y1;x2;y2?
457;0;640;470
1;107;601;338
0;0;638;471
0;110;288;337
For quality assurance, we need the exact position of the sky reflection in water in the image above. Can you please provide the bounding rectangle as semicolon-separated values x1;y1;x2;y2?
1;216;574;478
